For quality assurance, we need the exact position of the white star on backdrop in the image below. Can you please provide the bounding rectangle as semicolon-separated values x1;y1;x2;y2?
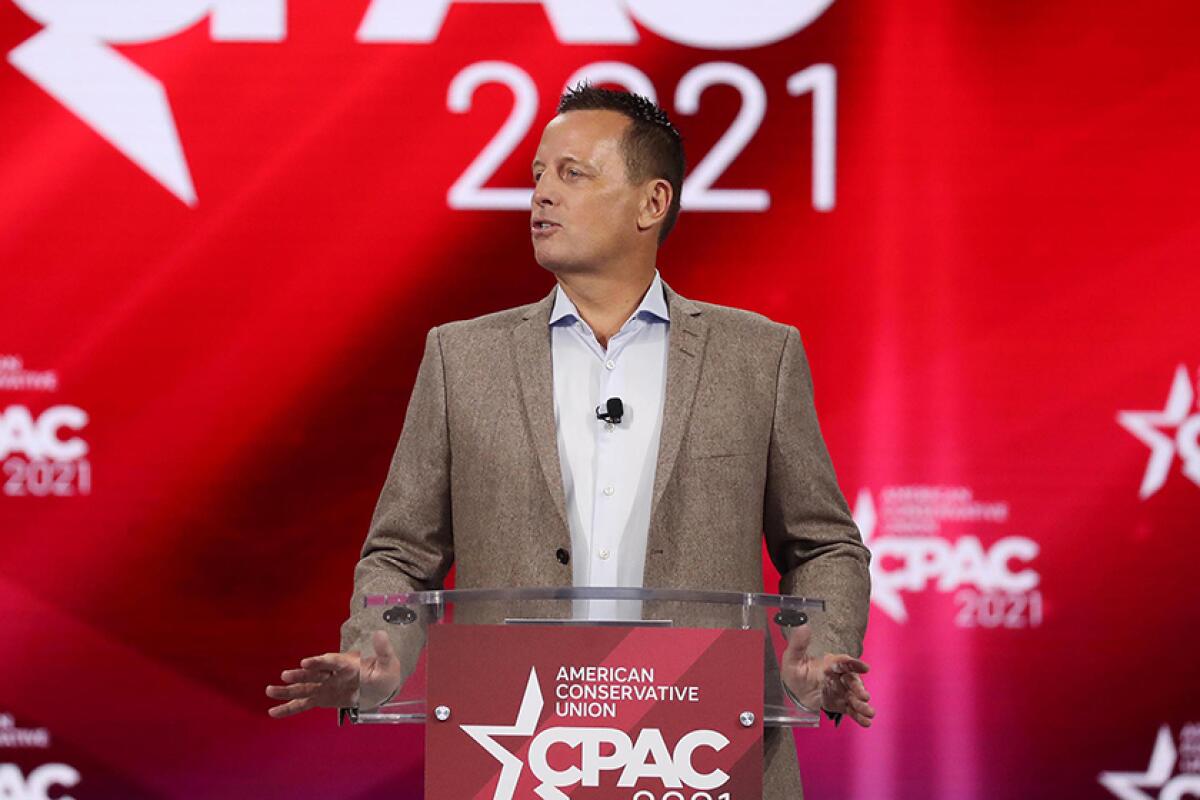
1099;724;1200;800
852;488;908;624
1117;365;1200;499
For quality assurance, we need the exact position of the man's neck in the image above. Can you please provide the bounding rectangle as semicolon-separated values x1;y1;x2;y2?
556;267;657;350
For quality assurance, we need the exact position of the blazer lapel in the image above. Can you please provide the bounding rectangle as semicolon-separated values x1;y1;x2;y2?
650;281;708;521
512;285;570;534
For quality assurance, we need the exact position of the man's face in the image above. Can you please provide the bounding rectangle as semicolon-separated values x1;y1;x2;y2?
530;110;646;274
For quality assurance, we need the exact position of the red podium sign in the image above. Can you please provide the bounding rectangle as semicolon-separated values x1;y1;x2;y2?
426;625;764;800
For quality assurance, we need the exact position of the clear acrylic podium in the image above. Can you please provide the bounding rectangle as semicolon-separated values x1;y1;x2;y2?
342;586;828;729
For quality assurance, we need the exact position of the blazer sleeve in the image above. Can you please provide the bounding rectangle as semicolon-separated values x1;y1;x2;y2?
339;326;455;655
763;326;871;660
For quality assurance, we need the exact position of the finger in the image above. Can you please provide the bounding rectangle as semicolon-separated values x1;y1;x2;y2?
840;672;871;702
827;657;870;674
301;653;355;674
826;656;870;676
847;694;876;725
845;706;871;727
849;708;873;727
266;682;321;700
848;694;876;717
268;697;314;719
281;669;328;684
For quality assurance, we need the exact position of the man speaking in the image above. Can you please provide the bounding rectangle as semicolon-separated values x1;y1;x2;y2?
267;84;875;797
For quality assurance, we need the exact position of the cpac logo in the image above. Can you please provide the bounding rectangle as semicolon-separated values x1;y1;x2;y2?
0;405;89;461
7;0;833;207
0;764;80;800
853;488;1039;625
1099;723;1200;800
1117;364;1200;499
461;669;728;800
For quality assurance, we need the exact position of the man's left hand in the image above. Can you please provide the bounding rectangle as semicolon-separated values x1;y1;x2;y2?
780;621;876;727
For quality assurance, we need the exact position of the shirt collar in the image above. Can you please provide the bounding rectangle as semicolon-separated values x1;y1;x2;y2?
549;270;670;327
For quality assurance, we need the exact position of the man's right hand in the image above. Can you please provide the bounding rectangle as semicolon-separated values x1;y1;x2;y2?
265;630;402;718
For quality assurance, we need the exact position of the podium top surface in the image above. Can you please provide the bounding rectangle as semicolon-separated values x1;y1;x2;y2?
363;585;826;611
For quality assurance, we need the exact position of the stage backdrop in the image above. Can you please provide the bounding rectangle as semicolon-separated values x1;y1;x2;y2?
3;1;1199;798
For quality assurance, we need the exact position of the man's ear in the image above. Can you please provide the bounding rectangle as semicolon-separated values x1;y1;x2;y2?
637;178;672;233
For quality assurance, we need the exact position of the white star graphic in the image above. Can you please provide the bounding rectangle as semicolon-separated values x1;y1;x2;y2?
1099;724;1200;799
460;668;544;800
1117;365;1200;499
853;488;908;624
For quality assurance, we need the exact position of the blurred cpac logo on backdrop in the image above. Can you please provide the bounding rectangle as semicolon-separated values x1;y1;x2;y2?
1;405;92;497
5;0;833;206
0;764;80;800
853;487;1044;629
0;406;88;461
357;0;833;47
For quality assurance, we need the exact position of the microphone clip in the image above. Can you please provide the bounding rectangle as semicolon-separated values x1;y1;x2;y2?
595;397;624;425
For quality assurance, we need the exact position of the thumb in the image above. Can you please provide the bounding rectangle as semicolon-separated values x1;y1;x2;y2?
783;619;812;661
371;629;395;665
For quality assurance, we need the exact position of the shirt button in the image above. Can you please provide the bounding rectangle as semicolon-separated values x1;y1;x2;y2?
605;422;615;432
605;359;616;370
598;548;610;560
602;486;615;496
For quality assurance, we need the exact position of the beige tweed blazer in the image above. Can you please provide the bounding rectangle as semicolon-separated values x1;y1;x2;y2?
341;280;871;799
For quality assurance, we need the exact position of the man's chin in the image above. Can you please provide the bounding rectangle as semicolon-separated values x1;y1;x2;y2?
533;248;585;275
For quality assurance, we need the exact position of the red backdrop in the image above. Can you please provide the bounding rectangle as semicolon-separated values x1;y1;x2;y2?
2;1;1199;797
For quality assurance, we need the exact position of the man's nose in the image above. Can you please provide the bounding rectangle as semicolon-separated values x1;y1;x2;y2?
532;178;556;208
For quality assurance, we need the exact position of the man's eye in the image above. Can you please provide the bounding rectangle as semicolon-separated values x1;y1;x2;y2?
566;168;581;177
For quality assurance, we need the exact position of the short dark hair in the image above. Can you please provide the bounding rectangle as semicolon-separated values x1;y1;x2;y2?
556;81;686;245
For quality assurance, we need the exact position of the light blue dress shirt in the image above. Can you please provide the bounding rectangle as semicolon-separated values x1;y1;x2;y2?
549;270;670;620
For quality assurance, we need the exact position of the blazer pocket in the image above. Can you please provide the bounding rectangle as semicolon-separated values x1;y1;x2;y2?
687;435;755;459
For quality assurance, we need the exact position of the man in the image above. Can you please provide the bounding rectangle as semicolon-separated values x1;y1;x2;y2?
267;84;874;797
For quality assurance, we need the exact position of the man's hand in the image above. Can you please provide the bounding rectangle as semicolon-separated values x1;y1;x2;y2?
780;620;876;727
265;630;402;718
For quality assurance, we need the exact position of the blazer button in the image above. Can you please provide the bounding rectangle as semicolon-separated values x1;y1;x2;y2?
556;548;570;565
